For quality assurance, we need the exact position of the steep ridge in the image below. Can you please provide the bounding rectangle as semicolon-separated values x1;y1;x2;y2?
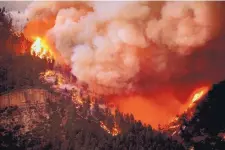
163;80;225;149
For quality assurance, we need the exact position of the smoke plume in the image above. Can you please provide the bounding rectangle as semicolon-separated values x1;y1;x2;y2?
9;1;225;127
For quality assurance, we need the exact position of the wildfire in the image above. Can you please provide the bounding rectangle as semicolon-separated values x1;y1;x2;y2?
31;37;53;61
111;123;120;136
100;121;120;136
40;69;121;136
71;89;84;104
166;86;210;132
189;86;210;107
43;70;55;77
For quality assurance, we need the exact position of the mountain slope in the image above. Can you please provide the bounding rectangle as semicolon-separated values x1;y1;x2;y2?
164;80;225;149
0;89;185;150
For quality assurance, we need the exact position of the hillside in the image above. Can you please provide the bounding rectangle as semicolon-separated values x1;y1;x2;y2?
0;91;185;150
164;81;225;150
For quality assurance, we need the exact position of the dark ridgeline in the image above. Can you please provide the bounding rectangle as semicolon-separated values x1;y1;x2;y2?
167;81;225;150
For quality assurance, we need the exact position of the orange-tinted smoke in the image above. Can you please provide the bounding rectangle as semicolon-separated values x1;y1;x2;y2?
23;17;55;41
11;1;225;128
24;16;68;64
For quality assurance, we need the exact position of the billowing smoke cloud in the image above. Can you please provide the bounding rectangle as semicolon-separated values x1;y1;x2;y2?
9;1;225;127
11;1;225;94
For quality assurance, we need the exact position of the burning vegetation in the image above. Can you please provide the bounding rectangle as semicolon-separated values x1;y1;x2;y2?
7;1;225;128
38;68;121;136
30;37;54;61
1;1;225;150
188;86;210;107
1;1;224;129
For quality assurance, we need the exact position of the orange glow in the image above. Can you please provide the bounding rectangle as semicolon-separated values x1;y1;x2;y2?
31;37;54;61
192;87;209;103
42;70;55;77
24;18;55;41
165;86;210;132
111;93;183;129
71;90;83;104
100;121;111;134
109;86;210;129
188;86;210;107
111;123;120;136
100;121;120;136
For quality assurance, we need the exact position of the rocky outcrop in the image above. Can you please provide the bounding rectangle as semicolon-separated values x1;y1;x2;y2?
0;88;58;108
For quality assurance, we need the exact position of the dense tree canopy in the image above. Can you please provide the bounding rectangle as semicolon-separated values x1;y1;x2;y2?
0;95;185;150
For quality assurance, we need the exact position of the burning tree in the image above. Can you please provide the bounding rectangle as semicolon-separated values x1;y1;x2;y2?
0;7;55;94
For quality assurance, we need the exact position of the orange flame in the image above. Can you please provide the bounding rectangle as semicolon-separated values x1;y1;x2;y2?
100;121;120;136
31;37;53;61
189;86;209;107
100;121;111;134
167;86;210;126
111;123;120;136
192;88;208;103
40;69;120;136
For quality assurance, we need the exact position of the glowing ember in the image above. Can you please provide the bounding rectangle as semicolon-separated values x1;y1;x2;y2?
100;121;120;136
111;123;120;136
43;70;55;77
31;37;53;61
100;121;111;134
71;89;83;104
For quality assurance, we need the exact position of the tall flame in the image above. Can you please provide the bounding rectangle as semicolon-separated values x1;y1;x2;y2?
31;37;53;61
